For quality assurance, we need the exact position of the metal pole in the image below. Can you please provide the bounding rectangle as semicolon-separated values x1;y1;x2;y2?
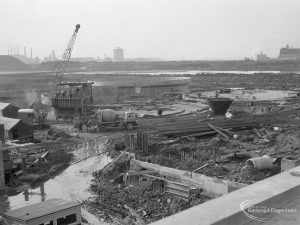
40;183;45;201
0;148;5;190
22;157;27;174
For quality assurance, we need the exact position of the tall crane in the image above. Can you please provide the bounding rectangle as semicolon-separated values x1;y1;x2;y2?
31;24;81;126
55;24;80;86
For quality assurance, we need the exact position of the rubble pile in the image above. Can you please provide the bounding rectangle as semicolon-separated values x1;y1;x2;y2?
86;178;210;224
83;88;300;223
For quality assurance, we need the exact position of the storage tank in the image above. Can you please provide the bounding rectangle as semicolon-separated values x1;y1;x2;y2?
207;98;233;116
97;109;116;122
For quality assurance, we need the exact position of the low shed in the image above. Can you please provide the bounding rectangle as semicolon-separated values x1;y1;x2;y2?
0;117;33;140
2;198;82;225
0;103;19;119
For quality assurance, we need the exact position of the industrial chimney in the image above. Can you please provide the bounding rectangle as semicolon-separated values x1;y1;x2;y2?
24;47;27;57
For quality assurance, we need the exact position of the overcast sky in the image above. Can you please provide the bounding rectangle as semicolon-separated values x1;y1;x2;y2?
1;0;300;60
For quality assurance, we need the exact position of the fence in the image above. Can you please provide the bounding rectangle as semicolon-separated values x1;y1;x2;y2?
137;132;148;153
180;145;218;162
124;132;149;153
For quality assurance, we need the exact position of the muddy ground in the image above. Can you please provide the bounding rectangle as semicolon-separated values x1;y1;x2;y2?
84;101;299;223
83;73;299;224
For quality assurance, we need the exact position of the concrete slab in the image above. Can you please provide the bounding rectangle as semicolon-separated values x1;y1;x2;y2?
131;160;246;196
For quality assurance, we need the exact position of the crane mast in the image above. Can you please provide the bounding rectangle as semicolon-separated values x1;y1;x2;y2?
31;24;81;126
55;24;80;86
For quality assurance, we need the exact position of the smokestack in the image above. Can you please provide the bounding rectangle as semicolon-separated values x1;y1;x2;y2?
24;47;27;57
8;49;9;55
31;48;33;60
17;49;19;55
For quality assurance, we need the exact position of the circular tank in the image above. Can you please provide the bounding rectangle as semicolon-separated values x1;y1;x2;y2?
98;109;116;122
207;98;233;116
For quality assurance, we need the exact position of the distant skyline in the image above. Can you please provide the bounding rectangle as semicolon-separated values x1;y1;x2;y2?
1;0;300;60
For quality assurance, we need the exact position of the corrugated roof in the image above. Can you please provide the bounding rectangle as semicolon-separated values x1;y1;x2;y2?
0;102;10;111
3;199;81;222
0;116;20;130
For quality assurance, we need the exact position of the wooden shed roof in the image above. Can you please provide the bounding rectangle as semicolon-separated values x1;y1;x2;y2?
0;103;11;111
0;116;20;130
3;198;81;222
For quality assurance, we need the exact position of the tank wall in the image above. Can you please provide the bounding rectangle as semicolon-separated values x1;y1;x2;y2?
91;78;190;103
116;83;189;102
92;86;118;104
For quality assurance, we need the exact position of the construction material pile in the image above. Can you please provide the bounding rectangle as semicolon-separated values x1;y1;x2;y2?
140;116;259;138
47;129;72;140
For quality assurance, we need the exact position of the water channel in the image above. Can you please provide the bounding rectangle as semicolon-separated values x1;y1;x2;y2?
0;142;111;224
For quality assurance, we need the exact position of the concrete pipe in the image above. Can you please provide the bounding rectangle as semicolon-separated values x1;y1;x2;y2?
14;170;24;177
246;155;274;170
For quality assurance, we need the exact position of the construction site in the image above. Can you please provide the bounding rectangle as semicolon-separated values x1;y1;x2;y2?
0;21;300;225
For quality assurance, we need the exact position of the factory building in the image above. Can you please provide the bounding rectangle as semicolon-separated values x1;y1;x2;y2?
256;51;270;61
278;44;300;60
113;47;124;61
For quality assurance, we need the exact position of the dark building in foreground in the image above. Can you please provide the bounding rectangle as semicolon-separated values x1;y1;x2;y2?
0;116;33;140
0;102;34;140
0;103;19;118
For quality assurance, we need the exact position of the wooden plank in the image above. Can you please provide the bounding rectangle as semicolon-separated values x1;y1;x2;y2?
214;126;238;136
207;124;230;140
165;180;190;201
124;205;146;225
180;131;217;138
193;164;209;172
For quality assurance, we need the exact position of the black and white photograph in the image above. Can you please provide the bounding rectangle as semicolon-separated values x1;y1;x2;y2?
0;0;299;224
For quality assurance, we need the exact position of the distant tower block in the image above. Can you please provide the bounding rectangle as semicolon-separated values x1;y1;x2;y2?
113;47;124;61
